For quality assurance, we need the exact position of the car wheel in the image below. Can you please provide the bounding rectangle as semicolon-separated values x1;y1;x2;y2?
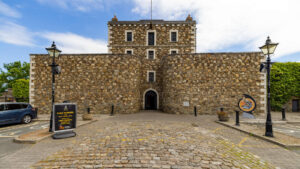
22;115;32;124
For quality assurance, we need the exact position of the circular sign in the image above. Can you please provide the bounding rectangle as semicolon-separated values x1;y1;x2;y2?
238;94;256;113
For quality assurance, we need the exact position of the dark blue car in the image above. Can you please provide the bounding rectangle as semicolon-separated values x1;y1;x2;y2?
0;103;38;125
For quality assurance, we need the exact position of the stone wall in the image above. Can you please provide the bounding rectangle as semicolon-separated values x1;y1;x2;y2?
30;18;267;115
284;97;300;112
162;52;266;115
30;54;141;114
108;20;196;109
0;88;15;102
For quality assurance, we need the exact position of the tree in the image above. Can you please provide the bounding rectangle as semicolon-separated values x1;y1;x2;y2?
271;62;300;110
12;79;29;102
0;61;30;92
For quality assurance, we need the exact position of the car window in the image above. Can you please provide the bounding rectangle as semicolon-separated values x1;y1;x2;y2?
6;104;22;110
0;104;5;111
21;104;29;109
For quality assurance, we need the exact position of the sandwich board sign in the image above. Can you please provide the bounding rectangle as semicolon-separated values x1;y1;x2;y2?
52;103;77;139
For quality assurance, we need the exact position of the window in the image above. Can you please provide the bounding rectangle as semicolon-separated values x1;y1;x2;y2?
170;49;178;54
125;49;133;55
0;104;5;111
147;50;155;60
148;32;155;46
147;71;155;82
126;31;133;42
170;31;178;42
21;104;28;109
6;104;22;110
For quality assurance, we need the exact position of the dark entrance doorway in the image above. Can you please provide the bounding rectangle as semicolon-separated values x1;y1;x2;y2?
145;90;157;110
292;100;299;112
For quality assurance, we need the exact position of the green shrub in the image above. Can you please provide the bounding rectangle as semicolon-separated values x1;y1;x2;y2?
12;79;29;102
271;62;300;111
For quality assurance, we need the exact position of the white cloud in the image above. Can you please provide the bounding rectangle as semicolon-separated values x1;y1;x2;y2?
36;0;115;12
132;0;300;58
0;20;34;46
40;32;107;53
0;0;21;18
0;19;107;53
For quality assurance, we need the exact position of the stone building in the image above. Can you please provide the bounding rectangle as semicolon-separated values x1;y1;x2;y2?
284;97;300;112
0;88;15;102
30;15;266;115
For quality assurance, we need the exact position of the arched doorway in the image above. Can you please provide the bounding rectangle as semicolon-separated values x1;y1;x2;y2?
144;90;158;110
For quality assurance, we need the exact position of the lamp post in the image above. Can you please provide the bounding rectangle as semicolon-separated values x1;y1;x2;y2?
46;42;61;132
4;89;8;102
259;36;278;137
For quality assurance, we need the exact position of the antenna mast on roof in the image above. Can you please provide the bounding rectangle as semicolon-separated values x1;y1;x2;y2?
149;0;153;29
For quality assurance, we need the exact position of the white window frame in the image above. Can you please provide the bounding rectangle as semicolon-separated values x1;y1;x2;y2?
146;49;156;60
125;30;133;42
146;30;156;46
125;49;133;55
170;30;178;42
147;70;156;82
169;49;179;54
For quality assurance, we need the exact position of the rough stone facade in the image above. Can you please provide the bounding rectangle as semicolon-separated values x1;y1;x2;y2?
30;16;266;115
162;53;265;114
108;19;196;109
30;54;141;114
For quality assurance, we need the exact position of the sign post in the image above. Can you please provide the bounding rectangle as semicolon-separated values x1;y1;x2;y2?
52;103;77;139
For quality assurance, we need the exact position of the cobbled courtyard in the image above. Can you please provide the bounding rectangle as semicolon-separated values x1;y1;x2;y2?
31;112;277;169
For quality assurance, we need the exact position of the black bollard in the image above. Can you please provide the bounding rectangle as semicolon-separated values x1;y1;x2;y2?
87;107;90;114
194;106;197;117
235;110;240;126
49;112;53;132
110;104;114;116
282;108;286;121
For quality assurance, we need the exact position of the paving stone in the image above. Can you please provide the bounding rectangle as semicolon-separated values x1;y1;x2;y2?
29;113;290;169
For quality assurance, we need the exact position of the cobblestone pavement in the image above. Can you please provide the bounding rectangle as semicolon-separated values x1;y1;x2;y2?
31;112;276;169
1;112;300;169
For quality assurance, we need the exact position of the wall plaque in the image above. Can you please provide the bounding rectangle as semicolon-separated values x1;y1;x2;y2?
238;94;256;113
183;101;190;107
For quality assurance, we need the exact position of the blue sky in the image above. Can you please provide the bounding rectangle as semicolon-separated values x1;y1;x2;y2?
0;0;299;69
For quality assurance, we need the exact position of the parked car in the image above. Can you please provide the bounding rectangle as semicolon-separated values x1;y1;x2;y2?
0;102;38;125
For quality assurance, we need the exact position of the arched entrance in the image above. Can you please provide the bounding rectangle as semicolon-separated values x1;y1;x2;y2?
144;90;158;110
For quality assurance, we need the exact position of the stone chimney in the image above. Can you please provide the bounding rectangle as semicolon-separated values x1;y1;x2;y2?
111;15;118;22
186;14;193;21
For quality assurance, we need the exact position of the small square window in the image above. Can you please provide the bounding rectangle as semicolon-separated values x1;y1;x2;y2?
171;50;177;54
148;50;155;60
148;71;155;82
126;49;133;54
126;32;132;42
171;32;177;42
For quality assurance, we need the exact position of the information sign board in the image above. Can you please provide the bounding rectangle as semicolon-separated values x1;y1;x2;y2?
53;103;77;132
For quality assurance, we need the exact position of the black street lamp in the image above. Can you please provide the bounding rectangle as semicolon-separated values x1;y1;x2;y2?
46;42;61;132
4;89;8;102
259;36;278;137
